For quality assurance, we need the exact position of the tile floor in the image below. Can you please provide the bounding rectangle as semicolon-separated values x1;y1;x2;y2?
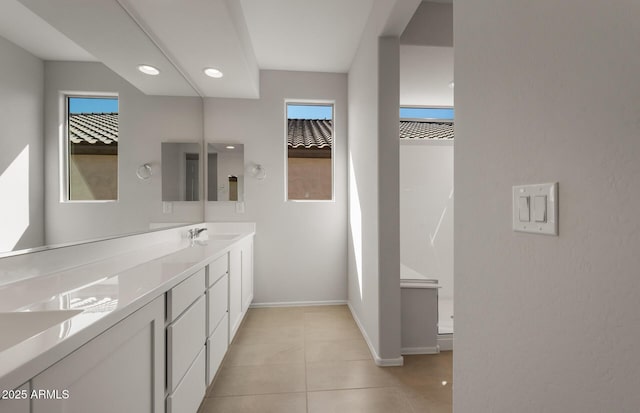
199;305;452;413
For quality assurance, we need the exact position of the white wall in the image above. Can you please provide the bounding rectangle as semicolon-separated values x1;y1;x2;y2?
400;45;453;107
347;0;421;364
0;35;44;252
204;70;348;305
44;62;203;245
455;1;640;411
399;142;453;299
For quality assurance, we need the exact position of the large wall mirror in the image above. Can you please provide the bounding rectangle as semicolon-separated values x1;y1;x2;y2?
162;142;201;202
0;2;204;257
207;143;244;202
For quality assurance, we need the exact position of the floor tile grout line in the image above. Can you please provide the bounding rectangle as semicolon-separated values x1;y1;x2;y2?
306;385;402;394
303;307;309;413
206;390;308;398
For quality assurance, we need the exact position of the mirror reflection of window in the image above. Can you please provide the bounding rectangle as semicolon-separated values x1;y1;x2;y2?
66;95;119;201
207;153;218;201
229;176;238;201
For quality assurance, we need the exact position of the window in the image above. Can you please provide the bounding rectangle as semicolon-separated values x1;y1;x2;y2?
286;102;333;201
65;96;119;201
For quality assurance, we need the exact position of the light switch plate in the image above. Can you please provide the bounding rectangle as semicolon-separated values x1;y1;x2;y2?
512;182;558;235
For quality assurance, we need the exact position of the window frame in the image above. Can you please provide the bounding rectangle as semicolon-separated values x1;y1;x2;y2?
284;99;336;203
60;92;119;203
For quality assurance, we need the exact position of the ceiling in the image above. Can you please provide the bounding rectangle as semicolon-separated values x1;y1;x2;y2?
240;0;374;73
0;0;376;98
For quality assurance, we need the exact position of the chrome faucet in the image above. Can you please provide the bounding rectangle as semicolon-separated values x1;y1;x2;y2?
188;227;208;241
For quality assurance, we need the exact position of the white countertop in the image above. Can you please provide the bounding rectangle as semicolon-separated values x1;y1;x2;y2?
0;230;253;392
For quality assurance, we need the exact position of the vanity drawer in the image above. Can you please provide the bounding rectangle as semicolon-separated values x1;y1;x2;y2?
206;312;229;386
167;268;205;321
207;273;228;337
166;347;205;413
207;253;228;287
167;295;205;392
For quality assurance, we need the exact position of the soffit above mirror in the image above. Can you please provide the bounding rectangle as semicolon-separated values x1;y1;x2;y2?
120;0;259;99
0;0;96;61
16;0;201;97
10;0;260;98
3;0;380;99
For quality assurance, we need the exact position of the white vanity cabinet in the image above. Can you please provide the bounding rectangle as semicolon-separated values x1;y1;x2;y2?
165;268;206;413
240;236;254;313
228;246;242;341
31;296;165;413
229;236;254;342
0;230;255;413
205;254;229;385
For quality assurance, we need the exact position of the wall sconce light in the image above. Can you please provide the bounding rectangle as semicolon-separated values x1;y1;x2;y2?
249;164;266;180
136;163;153;180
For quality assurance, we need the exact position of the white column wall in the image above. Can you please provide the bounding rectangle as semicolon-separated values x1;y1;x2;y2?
347;0;421;364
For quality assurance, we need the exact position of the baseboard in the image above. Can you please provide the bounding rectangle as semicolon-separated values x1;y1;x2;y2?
347;302;404;367
402;346;440;355
243;294;254;310
437;334;453;351
249;300;348;308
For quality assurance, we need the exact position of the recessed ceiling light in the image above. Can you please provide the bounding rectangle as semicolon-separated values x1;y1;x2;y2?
225;145;235;150
138;65;160;76
204;68;224;78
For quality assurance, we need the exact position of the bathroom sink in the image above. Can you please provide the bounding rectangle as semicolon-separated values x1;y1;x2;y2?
0;310;82;352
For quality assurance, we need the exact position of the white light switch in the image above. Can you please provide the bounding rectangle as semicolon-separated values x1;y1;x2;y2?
533;196;547;222
518;196;530;222
512;183;558;235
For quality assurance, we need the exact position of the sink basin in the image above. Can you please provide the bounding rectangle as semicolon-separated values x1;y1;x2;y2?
0;310;82;352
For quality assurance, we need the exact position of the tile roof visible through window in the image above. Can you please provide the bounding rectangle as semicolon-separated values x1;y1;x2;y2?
286;119;454;148
69;113;118;145
400;120;454;140
288;119;332;149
